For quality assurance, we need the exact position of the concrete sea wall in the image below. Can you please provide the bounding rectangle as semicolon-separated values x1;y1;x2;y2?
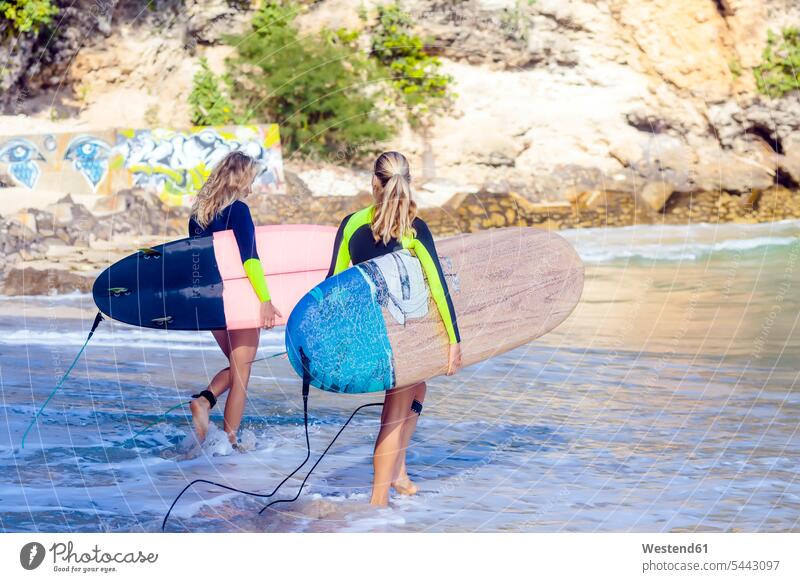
0;125;284;207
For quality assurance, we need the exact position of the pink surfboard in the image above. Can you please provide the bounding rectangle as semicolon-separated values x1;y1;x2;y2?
212;225;337;329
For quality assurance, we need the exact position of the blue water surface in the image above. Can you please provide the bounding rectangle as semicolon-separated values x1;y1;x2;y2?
1;220;798;532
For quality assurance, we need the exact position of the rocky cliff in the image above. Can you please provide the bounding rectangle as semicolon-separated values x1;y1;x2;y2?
2;0;799;201
0;0;800;200
385;0;800;199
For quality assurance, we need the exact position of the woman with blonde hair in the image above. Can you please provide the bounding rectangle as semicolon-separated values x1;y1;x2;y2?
326;151;462;505
188;150;281;446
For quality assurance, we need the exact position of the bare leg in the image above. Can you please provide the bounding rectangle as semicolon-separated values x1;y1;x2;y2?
223;328;260;445
371;384;417;506
392;382;426;495
190;330;232;442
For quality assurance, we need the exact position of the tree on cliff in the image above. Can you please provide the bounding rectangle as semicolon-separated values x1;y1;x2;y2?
223;0;392;158
188;57;239;126
0;0;57;35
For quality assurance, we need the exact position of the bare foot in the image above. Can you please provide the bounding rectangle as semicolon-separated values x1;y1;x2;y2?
391;474;419;496
227;431;238;447
189;397;211;442
370;492;389;506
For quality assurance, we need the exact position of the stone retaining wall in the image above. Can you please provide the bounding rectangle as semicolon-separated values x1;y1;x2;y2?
251;186;800;234
422;187;800;233
1;184;799;295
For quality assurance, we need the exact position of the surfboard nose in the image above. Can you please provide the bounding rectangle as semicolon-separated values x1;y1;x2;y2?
285;268;395;394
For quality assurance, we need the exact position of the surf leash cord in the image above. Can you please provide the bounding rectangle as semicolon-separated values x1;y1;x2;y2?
257;400;383;516
161;349;316;530
161;349;383;530
21;311;104;449
255;350;383;515
160;360;313;531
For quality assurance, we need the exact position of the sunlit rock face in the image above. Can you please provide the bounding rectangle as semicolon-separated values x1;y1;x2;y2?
2;1;800;205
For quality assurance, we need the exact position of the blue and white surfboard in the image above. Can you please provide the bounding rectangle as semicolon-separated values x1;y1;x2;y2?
285;227;585;394
285;250;428;393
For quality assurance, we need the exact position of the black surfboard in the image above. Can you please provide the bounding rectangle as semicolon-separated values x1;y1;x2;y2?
92;235;226;330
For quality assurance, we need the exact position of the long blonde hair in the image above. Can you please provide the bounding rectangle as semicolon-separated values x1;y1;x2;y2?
371;151;417;244
191;151;258;228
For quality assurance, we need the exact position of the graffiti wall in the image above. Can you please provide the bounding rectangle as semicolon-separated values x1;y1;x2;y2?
0;124;284;206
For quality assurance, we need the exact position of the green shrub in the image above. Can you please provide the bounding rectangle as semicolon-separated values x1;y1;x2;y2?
370;2;453;125
0;0;57;34
225;1;391;156
188;57;239;126
754;27;800;98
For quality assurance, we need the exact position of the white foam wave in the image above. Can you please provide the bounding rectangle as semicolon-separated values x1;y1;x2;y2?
577;235;798;262
560;220;800;263
1;326;286;350
0;291;93;303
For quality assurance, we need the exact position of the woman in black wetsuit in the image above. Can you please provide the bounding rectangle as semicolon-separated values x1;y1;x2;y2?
327;151;463;505
187;151;281;447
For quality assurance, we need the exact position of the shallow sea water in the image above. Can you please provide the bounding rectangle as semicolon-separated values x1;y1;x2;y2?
1;220;798;532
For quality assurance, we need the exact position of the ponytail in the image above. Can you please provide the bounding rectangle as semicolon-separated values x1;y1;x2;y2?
371;151;417;244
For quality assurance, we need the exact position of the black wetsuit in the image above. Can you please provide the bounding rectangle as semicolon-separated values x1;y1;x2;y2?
326;205;461;344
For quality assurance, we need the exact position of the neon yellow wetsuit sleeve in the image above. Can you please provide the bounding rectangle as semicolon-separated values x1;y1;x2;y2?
243;258;271;302
326;206;375;278
228;201;271;302
404;221;461;345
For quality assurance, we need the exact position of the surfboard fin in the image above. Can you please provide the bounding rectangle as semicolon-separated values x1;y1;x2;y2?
137;247;162;259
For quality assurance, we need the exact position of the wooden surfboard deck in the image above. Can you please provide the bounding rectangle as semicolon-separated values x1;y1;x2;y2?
285;226;585;393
